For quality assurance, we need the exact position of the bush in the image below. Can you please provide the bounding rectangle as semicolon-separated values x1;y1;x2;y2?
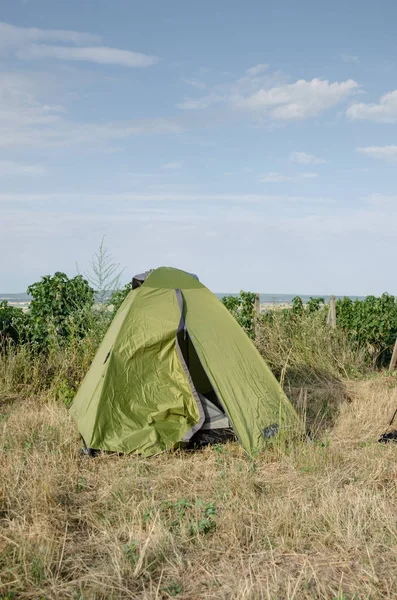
0;301;28;345
221;291;256;338
336;293;397;366
27;272;94;349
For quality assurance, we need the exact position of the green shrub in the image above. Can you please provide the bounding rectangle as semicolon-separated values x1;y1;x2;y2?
0;301;29;345
336;293;397;366
222;291;256;338
27;272;94;349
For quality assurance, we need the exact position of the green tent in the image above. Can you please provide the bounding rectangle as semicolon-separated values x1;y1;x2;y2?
70;267;298;456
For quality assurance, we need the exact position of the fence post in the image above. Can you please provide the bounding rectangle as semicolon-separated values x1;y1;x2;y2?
254;294;261;317
327;295;336;329
389;338;397;371
254;294;261;339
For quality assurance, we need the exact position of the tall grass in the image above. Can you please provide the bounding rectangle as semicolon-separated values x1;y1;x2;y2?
256;311;369;383
0;331;101;406
255;311;370;434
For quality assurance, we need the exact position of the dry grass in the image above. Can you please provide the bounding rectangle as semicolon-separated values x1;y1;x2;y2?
255;312;369;383
0;340;97;405
1;377;397;599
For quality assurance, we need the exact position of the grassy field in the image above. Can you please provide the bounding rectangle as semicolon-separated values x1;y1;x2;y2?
1;377;397;599
1;315;397;599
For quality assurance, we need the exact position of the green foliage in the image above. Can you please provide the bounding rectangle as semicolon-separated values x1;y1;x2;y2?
159;497;217;537
191;499;217;535
123;540;139;564
286;293;397;366
0;301;28;345
260;292;397;375
108;282;132;314
291;296;325;317
306;296;325;314
222;290;257;338
336;293;397;365
27;272;94;349
160;497;192;531
263;296;326;329
52;378;76;407
292;296;304;317
162;580;182;597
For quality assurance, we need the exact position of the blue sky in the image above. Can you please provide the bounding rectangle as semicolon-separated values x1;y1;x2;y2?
1;0;397;294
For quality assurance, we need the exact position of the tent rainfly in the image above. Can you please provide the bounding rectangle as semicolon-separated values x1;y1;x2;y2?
70;267;299;456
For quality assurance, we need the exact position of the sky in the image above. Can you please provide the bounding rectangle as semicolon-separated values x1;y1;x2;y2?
1;0;397;294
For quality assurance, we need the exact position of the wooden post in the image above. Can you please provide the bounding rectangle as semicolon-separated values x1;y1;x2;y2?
389;338;397;371
254;294;261;317
254;294;261;340
327;295;336;329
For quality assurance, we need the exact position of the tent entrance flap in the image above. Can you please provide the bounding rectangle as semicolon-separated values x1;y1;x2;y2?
176;326;231;432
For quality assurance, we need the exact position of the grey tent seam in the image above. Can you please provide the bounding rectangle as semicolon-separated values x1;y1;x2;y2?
175;289;205;441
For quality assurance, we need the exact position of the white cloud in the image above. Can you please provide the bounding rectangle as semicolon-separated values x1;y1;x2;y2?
290;151;327;165
0;192;320;205
0;160;47;176
259;171;319;183
0;72;183;148
177;93;224;110
260;172;292;183
246;64;269;76
237;78;359;120
367;193;397;207
177;66;287;112
347;90;397;122
0;21;99;47
178;68;359;122
341;53;360;63
301;172;319;179
0;21;157;69
17;44;157;68
161;162;182;170
357;145;397;162
0;72;65;139
183;77;207;90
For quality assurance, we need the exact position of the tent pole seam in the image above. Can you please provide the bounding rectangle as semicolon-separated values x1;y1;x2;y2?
175;289;205;441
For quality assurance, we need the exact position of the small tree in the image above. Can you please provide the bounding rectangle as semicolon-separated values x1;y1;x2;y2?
85;237;123;305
